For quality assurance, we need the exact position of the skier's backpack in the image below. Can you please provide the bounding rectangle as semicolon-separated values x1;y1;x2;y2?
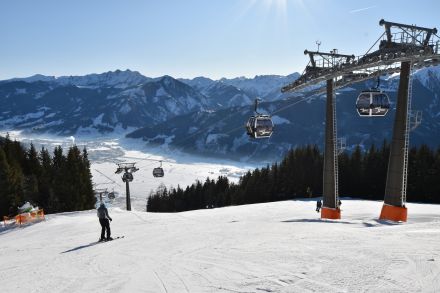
97;207;106;219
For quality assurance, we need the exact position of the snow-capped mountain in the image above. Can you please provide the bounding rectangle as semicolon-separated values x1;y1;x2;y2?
0;72;209;135
180;73;300;102
128;66;440;161
5;69;150;89
200;82;253;108
1;67;440;161
219;73;301;101
179;76;216;92
0;70;300;136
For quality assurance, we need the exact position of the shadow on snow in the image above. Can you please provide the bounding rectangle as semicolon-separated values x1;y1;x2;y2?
61;242;100;254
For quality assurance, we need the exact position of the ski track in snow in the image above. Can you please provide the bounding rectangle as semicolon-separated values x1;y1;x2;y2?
1;200;440;292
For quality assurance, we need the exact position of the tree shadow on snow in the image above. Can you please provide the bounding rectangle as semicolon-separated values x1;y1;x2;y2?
281;218;356;225
61;242;99;254
281;218;404;227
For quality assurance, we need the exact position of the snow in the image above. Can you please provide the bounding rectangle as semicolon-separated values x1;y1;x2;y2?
0;131;255;211
0;111;46;126
414;66;440;90
7;70;150;89
165;99;179;114
15;88;27;94
188;126;198;134
119;103;132;114
1;199;439;292
205;133;228;144
184;96;199;110
272;115;291;125
45;112;56;118
98;146;251;209
42;119;65;127
156;86;168;96
92;113;105;125
220;74;300;101
8;74;56;83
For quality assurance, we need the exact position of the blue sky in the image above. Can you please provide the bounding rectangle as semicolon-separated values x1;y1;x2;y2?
0;0;439;80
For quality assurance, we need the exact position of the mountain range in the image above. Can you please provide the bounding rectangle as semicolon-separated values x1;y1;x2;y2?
1;67;439;161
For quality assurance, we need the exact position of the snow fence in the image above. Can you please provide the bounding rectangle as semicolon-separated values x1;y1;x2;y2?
3;209;45;227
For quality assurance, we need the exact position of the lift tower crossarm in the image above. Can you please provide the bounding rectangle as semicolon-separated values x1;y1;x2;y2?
282;49;355;93
379;19;438;46
282;19;440;94
304;49;355;72
304;49;355;67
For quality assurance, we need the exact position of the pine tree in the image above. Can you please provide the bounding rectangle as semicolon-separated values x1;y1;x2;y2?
0;148;13;218
37;147;53;211
80;148;95;210
146;143;440;213
52;146;68;212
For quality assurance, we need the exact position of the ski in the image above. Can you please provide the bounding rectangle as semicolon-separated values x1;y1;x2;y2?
98;236;124;243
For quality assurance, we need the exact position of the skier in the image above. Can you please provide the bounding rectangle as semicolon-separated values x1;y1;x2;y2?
316;199;322;213
97;203;113;241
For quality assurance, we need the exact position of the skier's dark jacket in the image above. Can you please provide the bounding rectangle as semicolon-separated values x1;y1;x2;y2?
97;205;112;220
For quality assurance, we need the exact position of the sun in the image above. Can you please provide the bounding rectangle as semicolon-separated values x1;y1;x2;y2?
263;0;288;12
238;0;288;22
236;0;307;29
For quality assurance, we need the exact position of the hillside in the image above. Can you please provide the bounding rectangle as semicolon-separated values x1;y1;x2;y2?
128;66;440;161
1;199;439;292
1;67;440;161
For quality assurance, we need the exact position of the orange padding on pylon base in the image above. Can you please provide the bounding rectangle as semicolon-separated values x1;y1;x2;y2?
379;204;407;222
321;207;341;220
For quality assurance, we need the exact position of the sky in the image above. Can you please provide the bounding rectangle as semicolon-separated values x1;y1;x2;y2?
0;0;439;80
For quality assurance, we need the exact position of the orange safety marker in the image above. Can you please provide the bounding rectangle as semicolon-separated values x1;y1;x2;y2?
379;204;407;222
37;209;45;220
6;209;46;227
321;207;341;220
15;214;23;226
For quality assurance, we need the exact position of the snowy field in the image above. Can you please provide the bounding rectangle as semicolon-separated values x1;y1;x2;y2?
1;199;440;293
1;131;257;211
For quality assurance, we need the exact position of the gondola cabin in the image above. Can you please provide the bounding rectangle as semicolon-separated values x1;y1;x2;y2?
153;167;164;178
356;90;390;117
246;115;274;138
122;172;133;182
108;192;116;200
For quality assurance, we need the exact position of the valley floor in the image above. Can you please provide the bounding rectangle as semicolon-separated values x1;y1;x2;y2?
1;199;440;293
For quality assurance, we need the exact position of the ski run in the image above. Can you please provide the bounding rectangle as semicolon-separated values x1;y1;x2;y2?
1;199;440;292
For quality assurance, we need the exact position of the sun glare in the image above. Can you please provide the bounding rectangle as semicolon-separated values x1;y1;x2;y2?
238;0;290;26
241;0;309;24
265;0;288;12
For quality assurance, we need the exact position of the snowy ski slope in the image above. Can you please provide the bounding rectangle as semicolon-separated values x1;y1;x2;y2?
1;199;439;292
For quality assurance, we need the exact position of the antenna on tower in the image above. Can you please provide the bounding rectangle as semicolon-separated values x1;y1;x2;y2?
316;40;321;52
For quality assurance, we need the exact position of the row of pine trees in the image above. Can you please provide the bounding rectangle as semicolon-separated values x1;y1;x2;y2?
147;142;440;212
0;135;95;218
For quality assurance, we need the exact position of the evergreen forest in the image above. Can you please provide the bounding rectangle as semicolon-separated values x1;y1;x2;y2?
0;135;95;218
147;142;440;212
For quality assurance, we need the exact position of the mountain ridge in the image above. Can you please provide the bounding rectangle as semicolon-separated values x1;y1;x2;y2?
1;67;440;161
